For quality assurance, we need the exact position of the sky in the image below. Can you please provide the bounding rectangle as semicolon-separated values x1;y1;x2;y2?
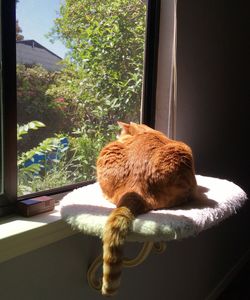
16;0;67;58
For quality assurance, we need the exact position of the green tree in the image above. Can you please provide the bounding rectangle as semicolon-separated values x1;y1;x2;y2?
48;0;146;137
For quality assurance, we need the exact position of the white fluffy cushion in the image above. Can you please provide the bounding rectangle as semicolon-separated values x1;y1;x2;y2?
60;175;247;242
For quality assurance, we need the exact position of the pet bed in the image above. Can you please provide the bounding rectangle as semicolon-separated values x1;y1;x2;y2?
59;175;247;291
60;175;247;242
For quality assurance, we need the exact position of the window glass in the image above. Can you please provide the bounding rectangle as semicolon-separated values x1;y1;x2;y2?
16;0;146;196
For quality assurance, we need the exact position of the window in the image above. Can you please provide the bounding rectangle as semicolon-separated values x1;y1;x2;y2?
0;0;160;216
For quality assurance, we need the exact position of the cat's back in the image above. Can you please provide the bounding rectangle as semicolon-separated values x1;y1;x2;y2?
126;131;169;152
99;130;192;166
125;131;194;178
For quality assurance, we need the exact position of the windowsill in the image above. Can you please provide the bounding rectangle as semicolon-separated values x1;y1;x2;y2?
0;203;75;264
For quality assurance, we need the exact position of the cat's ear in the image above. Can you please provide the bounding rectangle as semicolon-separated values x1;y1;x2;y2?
117;121;130;133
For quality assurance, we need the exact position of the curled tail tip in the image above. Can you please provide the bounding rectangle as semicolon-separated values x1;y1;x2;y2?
101;284;118;297
102;260;122;296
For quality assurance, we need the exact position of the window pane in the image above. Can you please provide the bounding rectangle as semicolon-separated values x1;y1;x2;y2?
16;0;146;196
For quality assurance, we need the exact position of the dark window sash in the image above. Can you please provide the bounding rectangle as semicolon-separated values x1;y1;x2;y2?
141;0;161;128
0;0;17;216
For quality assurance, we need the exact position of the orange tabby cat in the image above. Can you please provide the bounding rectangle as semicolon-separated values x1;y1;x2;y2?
96;122;197;296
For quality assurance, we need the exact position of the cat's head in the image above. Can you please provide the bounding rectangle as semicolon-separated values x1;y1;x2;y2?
117;121;153;141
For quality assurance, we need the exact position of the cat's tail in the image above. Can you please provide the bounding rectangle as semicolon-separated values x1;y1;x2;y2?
102;192;147;296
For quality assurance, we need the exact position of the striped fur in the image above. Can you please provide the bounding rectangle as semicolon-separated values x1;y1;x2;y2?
102;193;147;296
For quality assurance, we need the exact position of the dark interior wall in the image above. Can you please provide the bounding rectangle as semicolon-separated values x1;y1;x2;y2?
177;0;249;192
176;5;250;297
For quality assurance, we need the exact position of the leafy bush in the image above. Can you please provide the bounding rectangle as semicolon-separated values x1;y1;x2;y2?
48;0;146;136
17;120;45;140
17;64;69;152
18;121;71;195
69;125;118;181
17;121;115;195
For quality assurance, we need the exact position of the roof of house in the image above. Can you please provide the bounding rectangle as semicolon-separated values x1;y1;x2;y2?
16;40;63;71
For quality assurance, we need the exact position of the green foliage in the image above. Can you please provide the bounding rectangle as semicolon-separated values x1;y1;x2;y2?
17;121;112;195
17;64;70;152
17;64;58;115
68;125;117;181
48;0;146;135
17;121;70;195
17;121;45;140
